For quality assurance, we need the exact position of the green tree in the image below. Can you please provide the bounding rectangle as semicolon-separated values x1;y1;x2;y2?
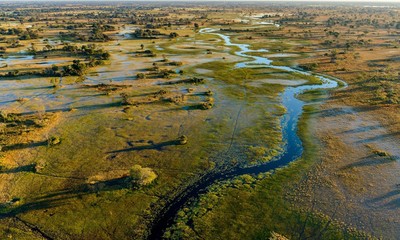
130;165;157;186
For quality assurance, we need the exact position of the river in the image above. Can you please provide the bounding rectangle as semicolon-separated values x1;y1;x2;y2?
148;28;343;239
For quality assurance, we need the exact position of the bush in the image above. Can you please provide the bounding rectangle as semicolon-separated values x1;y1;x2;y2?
120;93;136;105
299;63;318;71
269;231;288;240
187;77;205;84
169;61;183;66
48;136;61;146
0;111;15;122
177;135;188;145
200;97;214;110
137;73;146;79
130;165;157;186
201;101;213;110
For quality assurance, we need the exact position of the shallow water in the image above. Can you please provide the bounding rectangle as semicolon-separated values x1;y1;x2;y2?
198;28;338;166
267;53;299;58
0;55;35;66
0;26;341;238
149;28;340;239
119;25;139;39
37;60;69;66
0;44;139;113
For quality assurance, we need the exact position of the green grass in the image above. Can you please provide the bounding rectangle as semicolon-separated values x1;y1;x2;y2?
1;15;372;240
0;219;43;240
1;58;292;238
164;95;374;240
271;59;294;67
1;96;221;238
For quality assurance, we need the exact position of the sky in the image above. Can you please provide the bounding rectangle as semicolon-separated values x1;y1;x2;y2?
1;0;400;2
1;0;399;3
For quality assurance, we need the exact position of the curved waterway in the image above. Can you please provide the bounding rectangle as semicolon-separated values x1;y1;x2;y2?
149;28;342;239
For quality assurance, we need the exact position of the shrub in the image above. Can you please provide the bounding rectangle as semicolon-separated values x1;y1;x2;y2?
200;101;213;110
299;63;318;71
269;231;288;240
137;73;146;79
130;165;157;186
200;97;214;110
187;77;205;84
120;93;136;105
169;61;183;66
177;135;188;145
48;136;61;146
0;111;15;122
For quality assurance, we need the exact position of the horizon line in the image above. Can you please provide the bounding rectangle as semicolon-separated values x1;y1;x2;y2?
1;0;400;2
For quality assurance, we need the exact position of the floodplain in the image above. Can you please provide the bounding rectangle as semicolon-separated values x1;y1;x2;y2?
0;2;399;239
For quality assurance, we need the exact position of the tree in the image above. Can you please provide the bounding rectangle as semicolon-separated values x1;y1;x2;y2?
45;44;52;51
101;52;111;60
345;42;352;51
51;64;59;72
140;44;144;50
130;165;157;186
169;32;179;38
330;50;337;63
137;73;146;79
269;231;288;240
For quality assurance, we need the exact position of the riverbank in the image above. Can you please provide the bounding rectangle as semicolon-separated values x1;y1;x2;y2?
153;21;399;238
162;91;374;239
150;28;358;239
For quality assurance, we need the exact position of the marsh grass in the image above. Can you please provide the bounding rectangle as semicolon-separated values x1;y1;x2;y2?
164;92;372;240
2;6;392;239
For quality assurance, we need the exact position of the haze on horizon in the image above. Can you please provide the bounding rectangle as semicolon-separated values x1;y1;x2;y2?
2;0;400;2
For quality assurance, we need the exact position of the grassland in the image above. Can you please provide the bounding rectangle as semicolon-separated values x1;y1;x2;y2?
0;2;399;240
164;99;372;240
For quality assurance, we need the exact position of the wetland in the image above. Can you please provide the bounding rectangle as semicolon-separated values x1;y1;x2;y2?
0;1;399;240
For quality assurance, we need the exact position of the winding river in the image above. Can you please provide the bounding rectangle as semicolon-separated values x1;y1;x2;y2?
148;28;342;239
